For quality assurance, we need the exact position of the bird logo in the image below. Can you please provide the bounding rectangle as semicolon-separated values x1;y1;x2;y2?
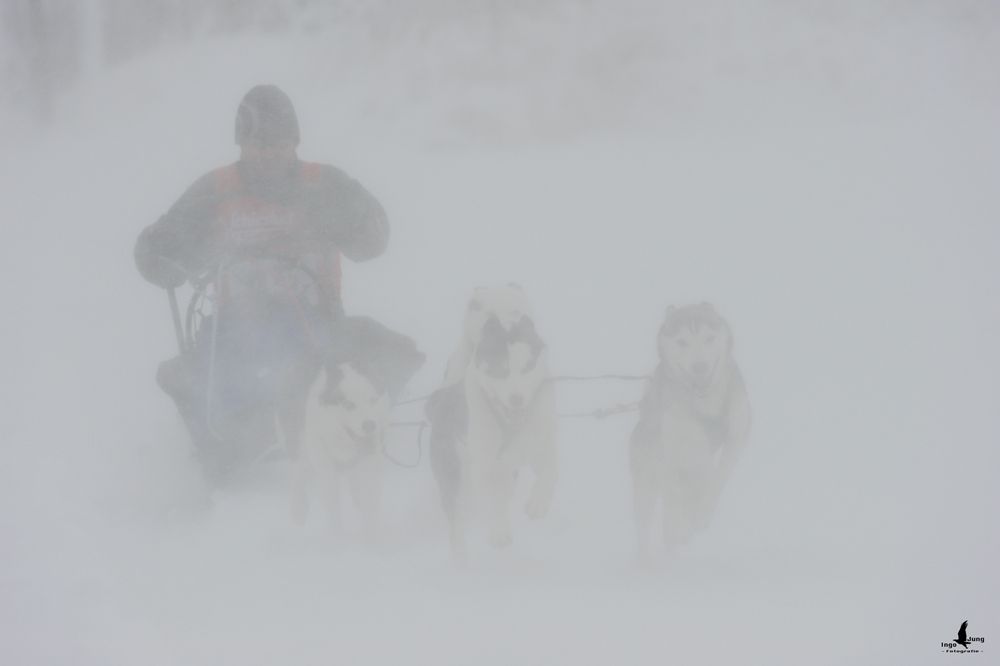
955;621;971;649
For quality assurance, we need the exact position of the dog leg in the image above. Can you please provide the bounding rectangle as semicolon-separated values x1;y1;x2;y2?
447;457;475;566
632;476;657;562
630;440;661;562
691;469;723;532
449;517;468;567
439;461;468;565
349;457;382;545
462;401;511;549
696;419;748;531
486;462;516;549
324;467;344;537
276;379;309;459
525;438;557;520
662;482;696;549
682;441;724;534
290;448;310;526
695;374;751;531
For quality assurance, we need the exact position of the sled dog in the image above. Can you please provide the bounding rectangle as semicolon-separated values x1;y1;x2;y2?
630;303;751;558
291;317;423;539
427;288;556;562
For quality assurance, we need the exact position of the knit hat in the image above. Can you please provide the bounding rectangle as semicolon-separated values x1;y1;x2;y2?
234;84;300;145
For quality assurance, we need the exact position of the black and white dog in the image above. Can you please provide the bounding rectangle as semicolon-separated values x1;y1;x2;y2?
427;287;557;563
291;317;424;540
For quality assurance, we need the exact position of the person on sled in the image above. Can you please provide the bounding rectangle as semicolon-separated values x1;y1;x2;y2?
134;84;389;479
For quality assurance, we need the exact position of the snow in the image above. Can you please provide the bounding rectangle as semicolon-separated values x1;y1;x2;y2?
1;3;998;664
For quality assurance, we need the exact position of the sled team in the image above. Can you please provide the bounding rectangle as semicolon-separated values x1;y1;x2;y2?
135;85;751;562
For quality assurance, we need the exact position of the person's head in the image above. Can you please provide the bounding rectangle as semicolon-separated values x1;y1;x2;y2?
234;84;300;177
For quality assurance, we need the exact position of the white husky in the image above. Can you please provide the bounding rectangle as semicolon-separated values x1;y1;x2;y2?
291;361;391;539
428;287;556;562
290;316;423;538
630;303;751;559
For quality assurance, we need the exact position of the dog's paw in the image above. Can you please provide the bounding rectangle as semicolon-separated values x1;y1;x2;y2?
525;495;550;520
663;524;694;549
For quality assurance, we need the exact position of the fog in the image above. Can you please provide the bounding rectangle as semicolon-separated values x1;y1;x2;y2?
2;2;998;664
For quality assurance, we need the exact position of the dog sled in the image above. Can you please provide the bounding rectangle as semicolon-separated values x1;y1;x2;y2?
158;253;423;481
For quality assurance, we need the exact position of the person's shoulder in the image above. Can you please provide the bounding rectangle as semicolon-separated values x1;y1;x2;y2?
204;163;242;192
164;164;239;214
178;163;241;198
299;161;350;185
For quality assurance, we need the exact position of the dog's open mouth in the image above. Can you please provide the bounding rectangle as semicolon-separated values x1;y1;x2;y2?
500;403;529;424
691;376;714;393
685;363;719;394
345;428;380;448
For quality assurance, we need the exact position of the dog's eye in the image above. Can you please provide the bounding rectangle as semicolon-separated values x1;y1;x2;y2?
342;399;357;411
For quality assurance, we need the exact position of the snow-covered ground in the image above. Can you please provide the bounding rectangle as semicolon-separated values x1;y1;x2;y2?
2;4;998;664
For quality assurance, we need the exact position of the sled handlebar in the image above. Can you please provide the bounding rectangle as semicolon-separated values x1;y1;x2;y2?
167;287;186;355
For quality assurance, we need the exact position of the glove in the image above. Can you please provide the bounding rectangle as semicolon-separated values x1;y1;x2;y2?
135;225;188;288
137;250;188;289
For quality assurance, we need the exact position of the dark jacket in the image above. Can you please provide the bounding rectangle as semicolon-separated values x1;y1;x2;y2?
134;160;389;301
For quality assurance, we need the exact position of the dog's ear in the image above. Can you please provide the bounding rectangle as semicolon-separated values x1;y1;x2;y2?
320;364;345;404
510;315;545;353
343;318;427;400
697;302;728;333
475;316;506;358
660;305;678;338
475;316;511;377
324;317;367;365
719;318;734;355
478;315;506;345
324;362;345;385
379;345;426;400
350;358;390;396
657;308;680;360
320;387;346;406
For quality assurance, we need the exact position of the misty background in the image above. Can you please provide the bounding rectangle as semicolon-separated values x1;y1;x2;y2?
2;1;998;664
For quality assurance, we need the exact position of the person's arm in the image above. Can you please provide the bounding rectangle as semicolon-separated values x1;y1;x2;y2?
134;171;220;288
311;166;390;262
